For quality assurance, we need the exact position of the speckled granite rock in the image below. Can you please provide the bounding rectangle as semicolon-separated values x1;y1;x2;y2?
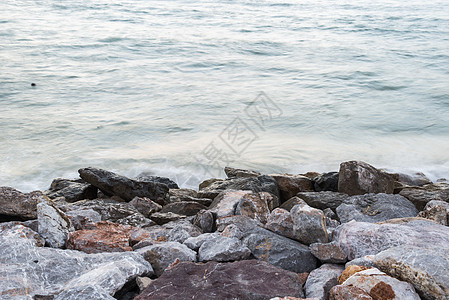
37;199;74;248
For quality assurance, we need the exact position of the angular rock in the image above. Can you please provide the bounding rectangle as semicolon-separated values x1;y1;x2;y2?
135;173;179;189
225;167;261;178
0;222;45;246
198;178;221;190
341;268;420;300
400;183;449;211
54;285;115;300
374;245;449;300
418;200;449;225
135;260;307;300
265;208;295;239
37;200;74;248
323;208;338;220
235;192;272;224
216;215;261;233
209;190;252;219
314;172;339;192
310;241;348;264
136;242;197;276
270;174;314;202
280;196;308;211
297;192;350;212
0;186;45;221
160;201;207;216
338;265;370;284
46;178;97;203
198;235;251;262
345;255;376;269
305;264;345;300
221;224;244;239
65;208;102;230
166;222;202;243
336;193;418;223
391;172;432;187
129;197;162;217
329;285;373;300
150;212;186;225
0;231;152;299
338;161;394;195
183;233;220;251
333;218;449;260
167;188;210;206
193;209;215;233
197;175;280;200
291;203;329;245
78;167;169;203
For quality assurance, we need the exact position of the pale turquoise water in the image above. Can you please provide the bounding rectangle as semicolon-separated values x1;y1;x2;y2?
1;0;449;191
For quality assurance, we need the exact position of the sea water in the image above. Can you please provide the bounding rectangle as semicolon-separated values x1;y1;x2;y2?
1;0;449;191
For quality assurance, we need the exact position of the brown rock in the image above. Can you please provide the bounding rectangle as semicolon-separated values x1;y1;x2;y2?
338;161;394;196
417;200;449;225
271;174;314;203
129;197;162;217
280;196;308;211
149;212;186;225
225;167;261;178
135;260;307;299
338;265;369;284
265;208;295;239
399;183;449;211
198;178;222;190
310;241;348;264
235;192;272;224
160;201;207;216
0;187;46;220
329;285;373;300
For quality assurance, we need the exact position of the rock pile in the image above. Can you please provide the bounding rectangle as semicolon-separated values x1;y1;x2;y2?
0;161;448;299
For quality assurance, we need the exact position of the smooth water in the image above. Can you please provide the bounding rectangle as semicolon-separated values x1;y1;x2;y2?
1;0;449;191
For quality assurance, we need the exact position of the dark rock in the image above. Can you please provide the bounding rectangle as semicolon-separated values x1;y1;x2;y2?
323;208;338;220
135;173;179;189
329;285;373;300
265;208;294;239
225;167;261;178
338;161;394;195
183;233;219;251
193;209;215;233
336;193;418;223
314;172;339;192
168;188;197;203
149;212;186;225
65;208;101;230
270;174;314;203
297;192;350;212
129;197;162;218
399;183;449;211
418;200;449;225
160;201;207;216
198;178;222;190
0;186;45;220
305;264;345;300
135;260;307;300
78;167;169;203
291;202;330;245
46;178;97;202
280;196;307;211
310;241;348;264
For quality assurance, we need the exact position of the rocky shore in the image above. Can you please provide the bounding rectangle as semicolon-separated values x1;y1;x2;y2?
1;160;448;300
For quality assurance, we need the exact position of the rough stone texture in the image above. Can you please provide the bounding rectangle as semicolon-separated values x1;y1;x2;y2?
399;183;449;211
391;172;432;187
135;260;307;300
0;230;152;299
135;173;179;189
193;209;215;233
225;167;261;178
338;265;370;284
280;196;308;211
149;212;186;225
78;167;169;203
216;215;261;233
314;172;339;192
46;178;97;203
209;190;252;219
160;201;207;216
333;218;449;260
198;178;221;190
136;241;197;277
0;222;45;246
166;222;202;243
0;186;45;220
342;268;420;300
221;224;244;239
198;235;251;262
168;188;197;202
183;233;220;251
338;161;394;195
265;208;295;239
310;241;348;264
66;221;134;253
297;192;350;212
329;285;373;300
65;208;102;230
305;264;345;300
418;200;449;225
270;174;314;203
37;200;74;248
374;245;449;300
323;208;338;220
235;192;272;224
129;197;162;217
345;255;376;269
291;203;329;245
197;175;280;200
336;193;418;223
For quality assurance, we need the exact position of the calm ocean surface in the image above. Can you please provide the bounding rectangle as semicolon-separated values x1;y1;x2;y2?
1;0;449;191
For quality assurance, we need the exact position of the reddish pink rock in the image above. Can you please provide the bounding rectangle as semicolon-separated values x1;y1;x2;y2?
265;208;294;239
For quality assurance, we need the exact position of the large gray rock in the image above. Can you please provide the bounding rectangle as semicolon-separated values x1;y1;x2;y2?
135;260;307;300
0;227;152;299
198;235;251;262
265;208;295;239
209;190;252;219
136;242;197;276
0;186;45;221
297;191;350;212
333;218;449;260
399;183;449;211
197;175;280;200
418;200;449;225
338;161;394;195
166;221;202;243
37;200;74;248
270;174;314;203
78;167;169;203
374;246;449;300
291;202;330;245
336;193;418;223
46;178;97;203
305;264;345;300
183;233;220;251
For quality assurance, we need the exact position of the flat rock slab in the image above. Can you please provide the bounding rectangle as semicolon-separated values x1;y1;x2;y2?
297;192;350;212
135;260;306;300
400;184;449;211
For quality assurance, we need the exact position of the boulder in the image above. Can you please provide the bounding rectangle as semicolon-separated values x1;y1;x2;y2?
65;208;102;230
345;255;376;269
374;245;449;300
329;285;373;300
341;268;420;300
390;172;432;187
418;200;449;225
168;188;197;202
136;242;197;277
225;167;261;178
216;215;261;233
400;183;449;211
0;222;45;246
297;192;350;212
198;235;251;262
0;186;45;221
46;178;97;202
166;222;202;243
129;197;162;217
270;174;314;203
235;192;272;224
197;175;280;200
333;218;449;260
221;224;244;239
310;241;347;264
313;172;339;192
265;208;295;239
0;229;152;299
338;161;394;195
193;209;215;233
160;201;207;216
37;199;74;248
183;233;220;251
135;173;179;189
280;196;308;211
135;260;307;300
336;193;418;223
338;265;370;284
305;264;345;300
78;167;169;203
150;212;186;225
291;203;329;245
209;190;252;219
